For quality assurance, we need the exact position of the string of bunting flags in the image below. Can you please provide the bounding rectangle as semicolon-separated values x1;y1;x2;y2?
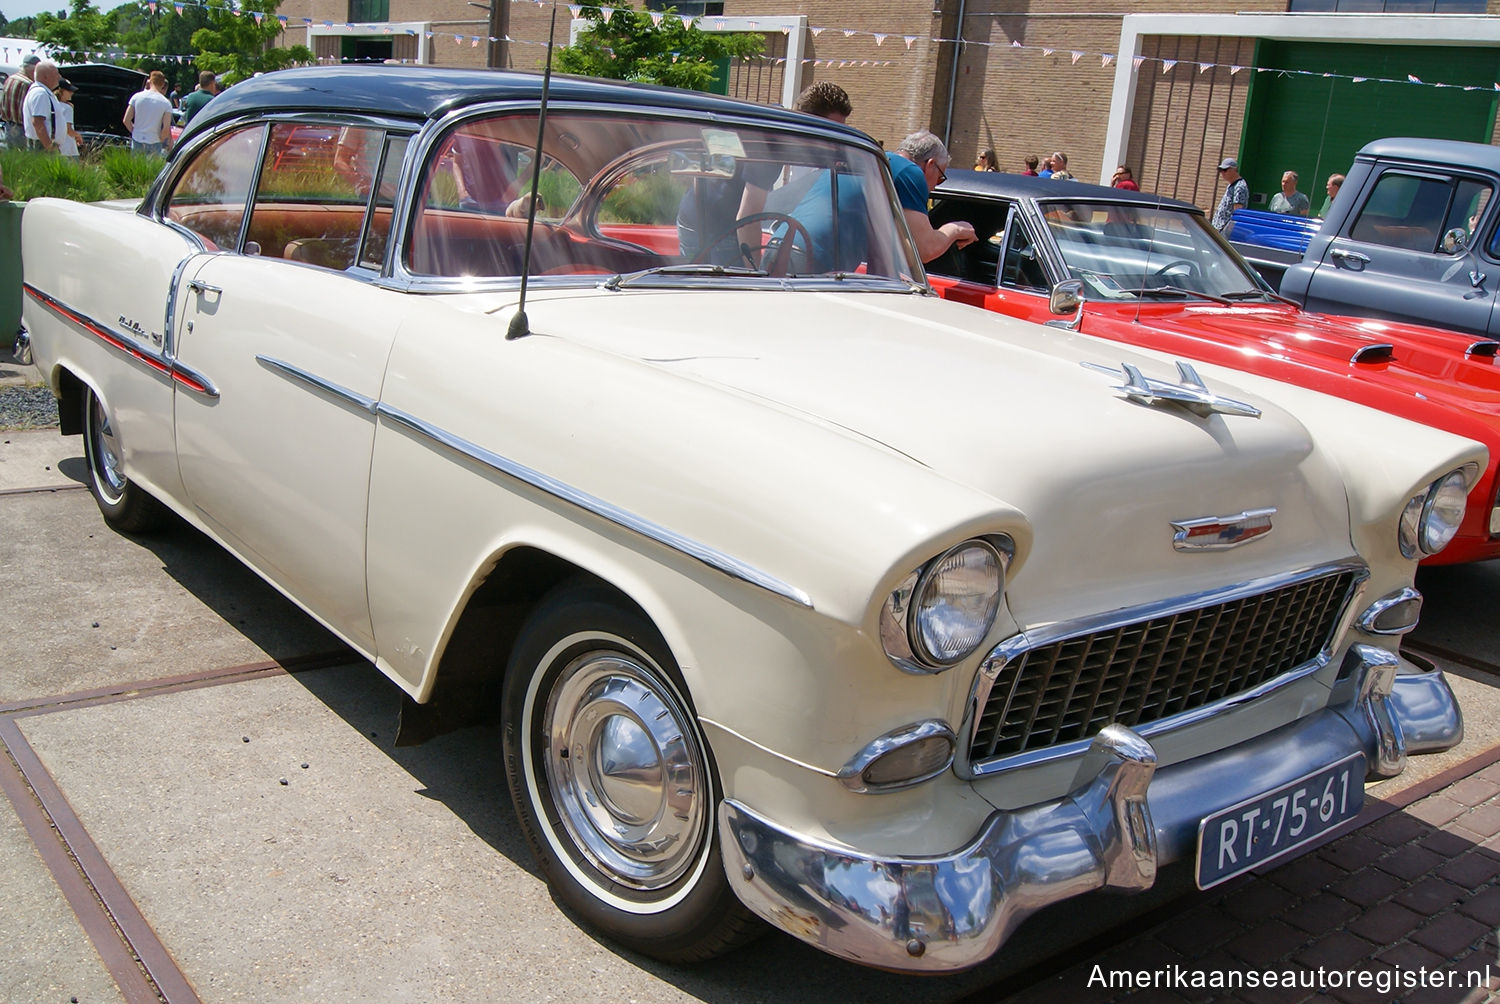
14;0;1500;95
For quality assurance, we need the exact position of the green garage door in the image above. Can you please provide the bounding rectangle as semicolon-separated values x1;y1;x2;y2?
1239;41;1500;212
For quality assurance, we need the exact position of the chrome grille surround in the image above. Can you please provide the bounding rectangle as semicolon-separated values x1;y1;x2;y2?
962;562;1368;778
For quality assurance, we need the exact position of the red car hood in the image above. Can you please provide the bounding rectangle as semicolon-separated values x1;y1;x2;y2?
1080;300;1500;414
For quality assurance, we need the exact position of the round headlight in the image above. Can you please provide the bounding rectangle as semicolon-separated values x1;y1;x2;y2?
1399;469;1470;558
909;540;1004;666
1421;469;1469;554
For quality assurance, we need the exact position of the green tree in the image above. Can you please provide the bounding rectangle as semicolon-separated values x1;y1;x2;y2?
554;3;762;92
115;1;211;95
33;0;114;61
188;0;312;86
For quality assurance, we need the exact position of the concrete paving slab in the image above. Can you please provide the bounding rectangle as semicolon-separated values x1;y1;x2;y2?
0;489;343;704
14;664;988;1003
0;426;75;492
0;767;125;1004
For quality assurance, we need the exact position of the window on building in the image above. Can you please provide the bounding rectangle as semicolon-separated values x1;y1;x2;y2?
349;0;390;23
1288;0;1485;12
645;1;724;15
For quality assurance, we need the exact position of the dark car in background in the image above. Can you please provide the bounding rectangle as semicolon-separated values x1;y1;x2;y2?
59;63;145;147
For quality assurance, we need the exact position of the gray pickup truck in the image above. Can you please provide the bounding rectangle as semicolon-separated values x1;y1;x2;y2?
1234;137;1500;341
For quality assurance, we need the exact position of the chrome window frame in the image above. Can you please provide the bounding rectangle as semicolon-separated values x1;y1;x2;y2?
379;98;925;294
957;559;1370;779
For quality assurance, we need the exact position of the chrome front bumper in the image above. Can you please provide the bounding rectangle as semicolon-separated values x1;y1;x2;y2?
720;647;1461;973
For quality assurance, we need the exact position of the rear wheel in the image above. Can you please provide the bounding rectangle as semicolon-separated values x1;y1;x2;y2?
501;581;760;962
82;388;167;533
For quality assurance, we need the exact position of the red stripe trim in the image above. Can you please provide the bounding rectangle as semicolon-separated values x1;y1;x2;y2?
25;283;172;376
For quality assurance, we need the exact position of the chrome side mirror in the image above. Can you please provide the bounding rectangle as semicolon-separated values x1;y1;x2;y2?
1049;279;1084;314
1442;227;1470;254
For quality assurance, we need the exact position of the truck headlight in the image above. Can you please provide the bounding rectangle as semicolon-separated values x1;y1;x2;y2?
881;537;1008;673
1399;467;1472;558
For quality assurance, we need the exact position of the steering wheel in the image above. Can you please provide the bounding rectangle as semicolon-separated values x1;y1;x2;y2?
1150;258;1197;281
693;212;815;276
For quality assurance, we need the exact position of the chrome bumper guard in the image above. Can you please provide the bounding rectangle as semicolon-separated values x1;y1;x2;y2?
720;647;1461;973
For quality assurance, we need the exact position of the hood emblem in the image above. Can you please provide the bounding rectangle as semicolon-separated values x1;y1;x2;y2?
1084;360;1261;419
1171;507;1277;551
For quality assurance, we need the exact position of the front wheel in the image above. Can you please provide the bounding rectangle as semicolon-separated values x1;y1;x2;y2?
82;387;167;533
501;581;759;962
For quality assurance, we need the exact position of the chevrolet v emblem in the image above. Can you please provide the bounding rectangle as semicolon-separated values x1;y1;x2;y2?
1171;508;1276;551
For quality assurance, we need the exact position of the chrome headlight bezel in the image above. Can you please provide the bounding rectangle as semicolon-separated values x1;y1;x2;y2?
1399;466;1474;559
880;536;1010;674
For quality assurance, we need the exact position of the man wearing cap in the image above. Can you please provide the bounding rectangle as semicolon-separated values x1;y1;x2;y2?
1212;157;1249;232
2;54;40;150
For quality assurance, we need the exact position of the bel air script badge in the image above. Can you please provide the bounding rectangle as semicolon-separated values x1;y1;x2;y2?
1171;507;1276;551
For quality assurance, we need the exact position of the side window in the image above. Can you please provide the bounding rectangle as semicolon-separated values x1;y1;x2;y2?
244;122;382;270
165;124;264;251
1001;214;1047;290
1349;172;1463;253
359;134;410;270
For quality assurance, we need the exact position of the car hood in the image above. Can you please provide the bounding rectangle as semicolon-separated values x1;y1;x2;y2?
521;288;1360;622
1090;300;1500;412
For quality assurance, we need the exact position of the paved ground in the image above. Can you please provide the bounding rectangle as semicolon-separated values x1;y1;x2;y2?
3;405;1500;1003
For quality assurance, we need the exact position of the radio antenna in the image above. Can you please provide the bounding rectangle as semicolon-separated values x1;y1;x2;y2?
506;0;561;340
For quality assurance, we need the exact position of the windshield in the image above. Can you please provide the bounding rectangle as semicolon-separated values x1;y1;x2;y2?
405;109;922;287
1040;201;1266;300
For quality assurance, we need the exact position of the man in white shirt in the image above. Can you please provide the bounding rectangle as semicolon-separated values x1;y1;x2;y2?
22;60;62;152
123;70;173;156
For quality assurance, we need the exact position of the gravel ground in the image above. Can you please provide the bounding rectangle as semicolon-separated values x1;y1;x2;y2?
0;385;59;429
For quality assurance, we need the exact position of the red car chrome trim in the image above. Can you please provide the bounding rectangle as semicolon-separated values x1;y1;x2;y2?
24;283;219;399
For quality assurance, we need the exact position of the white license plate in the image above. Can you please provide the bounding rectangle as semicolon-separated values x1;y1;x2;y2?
1195;753;1365;889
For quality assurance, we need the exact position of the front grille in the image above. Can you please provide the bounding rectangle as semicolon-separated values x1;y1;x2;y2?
969;570;1357;766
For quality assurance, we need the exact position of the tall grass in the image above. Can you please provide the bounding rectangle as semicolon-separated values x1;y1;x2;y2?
0;146;162;203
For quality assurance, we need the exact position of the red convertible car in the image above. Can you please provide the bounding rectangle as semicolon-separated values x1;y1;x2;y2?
927;170;1500;565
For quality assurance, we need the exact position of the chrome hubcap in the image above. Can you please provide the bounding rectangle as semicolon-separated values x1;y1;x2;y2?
543;651;706;891
88;395;126;499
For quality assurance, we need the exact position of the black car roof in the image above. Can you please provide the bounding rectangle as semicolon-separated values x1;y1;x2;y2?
934;168;1204;214
181;64;858;145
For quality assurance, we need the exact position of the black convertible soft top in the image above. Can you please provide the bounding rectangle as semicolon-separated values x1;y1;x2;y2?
934;167;1205;215
180;64;857;146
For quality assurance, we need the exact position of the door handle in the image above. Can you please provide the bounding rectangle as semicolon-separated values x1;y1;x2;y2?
187;279;222;297
1330;248;1370;269
1471;270;1487;288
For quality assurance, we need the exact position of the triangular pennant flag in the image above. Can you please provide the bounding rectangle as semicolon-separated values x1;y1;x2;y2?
1352;76;1366;83
843;28;855;37
810;26;824;36
648;11;662;26
1132;56;1144;69
1102;54;1113;66
681;15;694;28
1011;40;1021;48
1071;50;1082;64
146;2;156;11
1230;65;1243;74
1042;48;1053;57
174;3;183;13
1199;62;1211;73
1162;60;1176;73
1408;74;1422;83
567;4;581;15
904;36;917;49
873;33;886;46
252;10;261;22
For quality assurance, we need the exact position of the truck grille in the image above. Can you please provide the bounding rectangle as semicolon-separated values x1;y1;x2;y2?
970;570;1357;766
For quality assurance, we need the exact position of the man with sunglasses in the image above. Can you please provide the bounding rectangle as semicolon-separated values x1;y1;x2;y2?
888;130;976;262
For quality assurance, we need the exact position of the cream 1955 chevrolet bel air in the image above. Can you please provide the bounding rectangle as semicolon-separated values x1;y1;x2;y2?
19;66;1488;972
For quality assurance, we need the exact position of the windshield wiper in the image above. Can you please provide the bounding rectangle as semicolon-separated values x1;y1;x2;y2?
1223;289;1300;306
1118;285;1230;304
602;263;769;290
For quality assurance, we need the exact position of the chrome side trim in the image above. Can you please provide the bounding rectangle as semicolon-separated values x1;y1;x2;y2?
1352;644;1405;778
24;283;219;399
961;560;1368;778
256;355;379;414
1357;586;1422;635
374;401;813;609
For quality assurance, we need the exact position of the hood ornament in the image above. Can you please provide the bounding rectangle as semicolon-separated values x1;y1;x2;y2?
1171;507;1277;551
1084;360;1261;419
